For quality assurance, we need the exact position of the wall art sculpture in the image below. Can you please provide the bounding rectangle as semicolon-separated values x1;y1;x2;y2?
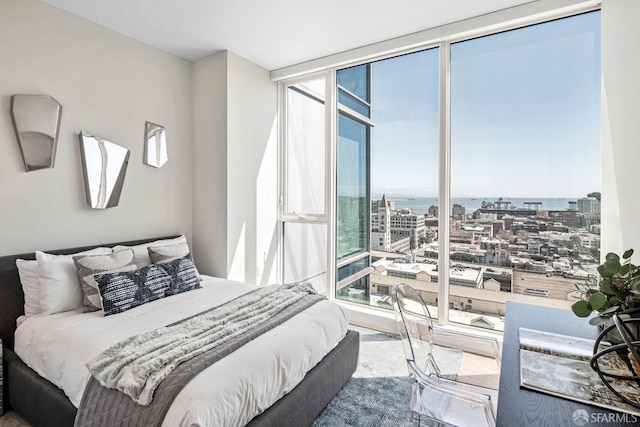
143;121;168;168
78;131;130;209
10;94;63;172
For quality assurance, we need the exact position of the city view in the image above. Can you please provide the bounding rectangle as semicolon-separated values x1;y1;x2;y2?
338;192;601;331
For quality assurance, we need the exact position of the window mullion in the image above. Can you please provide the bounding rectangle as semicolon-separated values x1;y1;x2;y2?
437;40;451;326
277;82;286;285
326;70;338;300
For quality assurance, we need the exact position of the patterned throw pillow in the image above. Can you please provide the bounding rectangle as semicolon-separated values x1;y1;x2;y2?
159;253;201;296
73;249;137;312
147;242;190;264
113;235;187;268
95;264;171;316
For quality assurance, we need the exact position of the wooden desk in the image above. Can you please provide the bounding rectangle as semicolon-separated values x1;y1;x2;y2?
496;302;639;427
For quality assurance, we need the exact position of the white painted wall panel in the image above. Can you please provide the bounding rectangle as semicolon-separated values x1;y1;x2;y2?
191;52;228;276
601;0;640;255
226;52;278;285
0;0;193;254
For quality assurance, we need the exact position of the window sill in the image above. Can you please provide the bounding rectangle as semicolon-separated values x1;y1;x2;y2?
340;301;398;335
338;301;503;358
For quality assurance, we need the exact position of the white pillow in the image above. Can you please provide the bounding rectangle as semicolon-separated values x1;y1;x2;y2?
113;235;187;268
37;247;112;315
16;259;41;316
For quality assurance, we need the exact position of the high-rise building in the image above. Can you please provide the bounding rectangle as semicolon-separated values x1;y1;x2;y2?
371;195;392;251
577;197;600;215
371;196;427;252
372;196;396;213
452;203;466;222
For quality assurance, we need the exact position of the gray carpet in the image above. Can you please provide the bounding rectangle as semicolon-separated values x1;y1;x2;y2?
312;326;462;427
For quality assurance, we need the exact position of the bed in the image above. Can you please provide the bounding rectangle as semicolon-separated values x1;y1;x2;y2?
0;236;359;427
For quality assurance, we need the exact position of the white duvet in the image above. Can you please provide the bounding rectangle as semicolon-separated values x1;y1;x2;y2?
14;276;349;427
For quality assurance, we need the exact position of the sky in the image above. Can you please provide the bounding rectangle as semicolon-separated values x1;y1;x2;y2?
368;11;601;199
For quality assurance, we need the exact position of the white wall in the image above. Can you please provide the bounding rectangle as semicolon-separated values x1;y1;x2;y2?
601;0;640;255
191;52;228;277
0;0;193;255
227;52;278;286
192;51;278;284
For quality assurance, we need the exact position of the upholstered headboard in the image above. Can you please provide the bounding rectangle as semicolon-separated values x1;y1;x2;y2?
0;236;180;351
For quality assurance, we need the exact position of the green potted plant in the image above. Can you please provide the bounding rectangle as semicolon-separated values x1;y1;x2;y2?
572;249;640;341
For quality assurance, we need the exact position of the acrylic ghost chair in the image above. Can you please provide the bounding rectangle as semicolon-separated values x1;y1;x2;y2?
391;283;500;427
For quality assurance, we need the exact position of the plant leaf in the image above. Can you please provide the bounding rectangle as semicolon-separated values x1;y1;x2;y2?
588;292;607;311
620;264;631;276
572;300;592;317
604;259;621;275
598;305;620;315
606;329;624;344
618;309;639;318
589;315;611;326
623;249;634;259
606;252;621;262
598;264;613;278
600;279;616;296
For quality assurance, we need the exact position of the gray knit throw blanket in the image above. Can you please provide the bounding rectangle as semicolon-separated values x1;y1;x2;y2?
86;282;317;405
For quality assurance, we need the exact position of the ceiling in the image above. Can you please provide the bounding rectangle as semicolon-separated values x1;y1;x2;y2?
39;0;534;71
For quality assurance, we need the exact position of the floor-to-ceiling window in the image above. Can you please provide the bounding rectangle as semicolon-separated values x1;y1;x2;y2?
335;65;374;304
448;11;601;329
279;8;601;332
281;76;328;293
336;50;440;308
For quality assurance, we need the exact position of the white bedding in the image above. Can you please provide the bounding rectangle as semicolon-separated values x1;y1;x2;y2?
14;276;349;427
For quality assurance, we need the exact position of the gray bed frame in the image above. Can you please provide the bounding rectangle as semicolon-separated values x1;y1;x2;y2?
0;236;359;427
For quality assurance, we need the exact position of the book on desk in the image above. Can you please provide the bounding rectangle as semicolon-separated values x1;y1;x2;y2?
519;327;640;416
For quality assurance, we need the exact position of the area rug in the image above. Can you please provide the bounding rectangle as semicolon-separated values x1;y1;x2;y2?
312;326;463;427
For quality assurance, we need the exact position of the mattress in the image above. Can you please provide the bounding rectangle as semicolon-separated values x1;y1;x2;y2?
14;276;349;427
